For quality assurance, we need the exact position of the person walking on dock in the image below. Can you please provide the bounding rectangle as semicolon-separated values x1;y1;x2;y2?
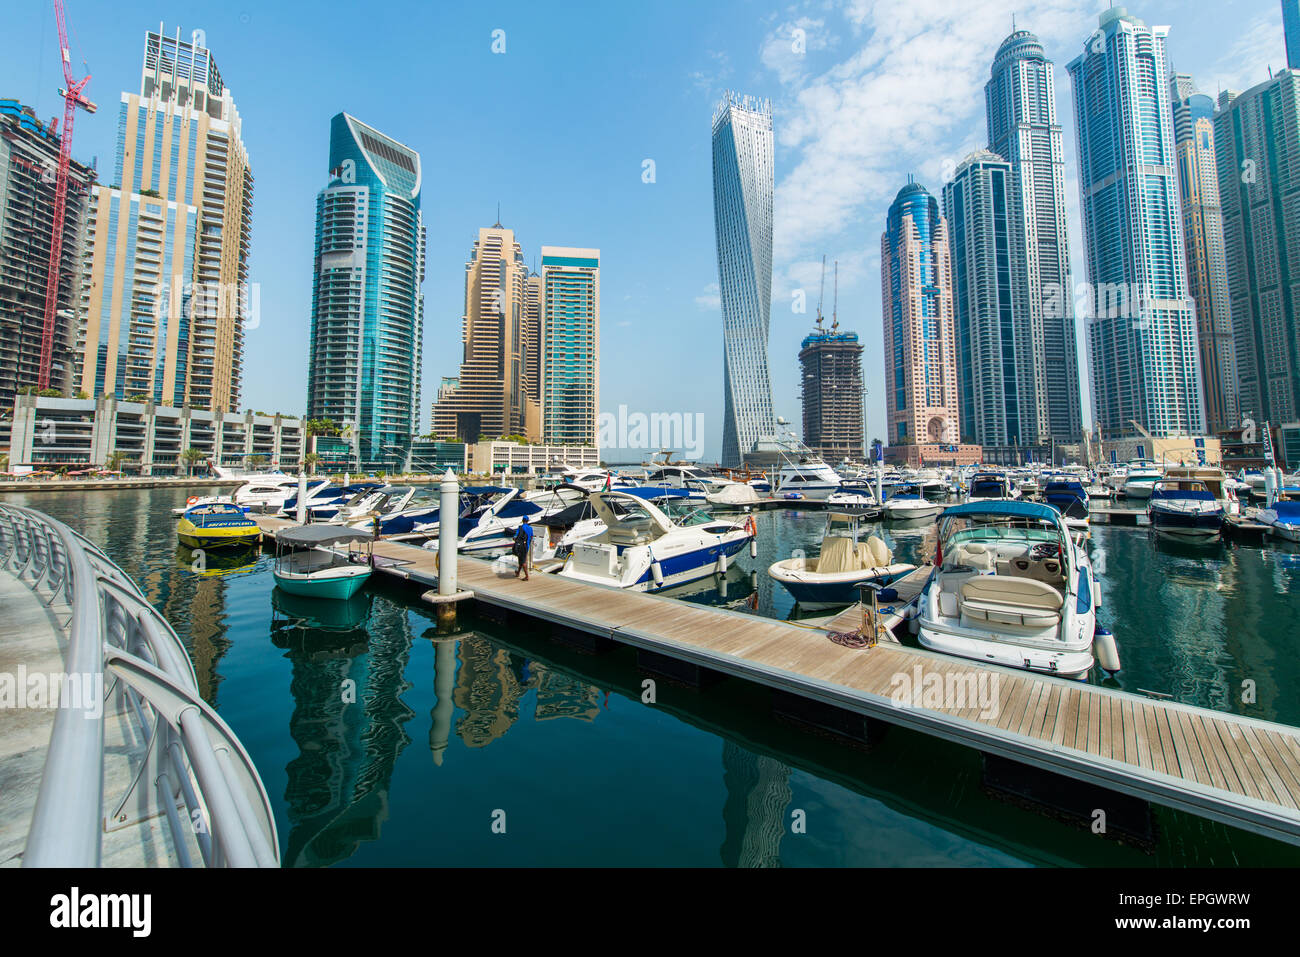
513;517;534;581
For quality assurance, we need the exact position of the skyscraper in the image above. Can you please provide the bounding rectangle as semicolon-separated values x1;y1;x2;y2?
943;150;1027;447
0;101;94;413
1067;8;1204;439
1215;69;1300;426
712;92;776;467
881;181;960;455
1171;73;1237;434
985;29;1083;442
305;112;424;470
1285;0;1300;70
539;247;599;446
78;27;252;412
431;224;537;443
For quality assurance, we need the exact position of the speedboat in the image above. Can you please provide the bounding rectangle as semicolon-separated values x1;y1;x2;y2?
232;477;318;512
767;512;915;609
915;500;1118;680
556;491;753;591
176;502;262;549
309;485;404;524
1042;476;1090;540
272;524;373;600
965;472;1019;503
1147;479;1224;542
825;482;881;517
279;480;383;518
171;494;249;516
1237;468;1267;495
420;485;585;557
882;483;944;521
1258;500;1300;542
1120;460;1163;499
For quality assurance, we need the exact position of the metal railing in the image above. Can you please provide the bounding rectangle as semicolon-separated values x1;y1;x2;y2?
0;503;280;867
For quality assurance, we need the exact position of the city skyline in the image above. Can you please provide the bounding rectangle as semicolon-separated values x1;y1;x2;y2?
0;1;1291;461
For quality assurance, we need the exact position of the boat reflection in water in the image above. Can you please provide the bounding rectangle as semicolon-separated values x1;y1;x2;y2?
271;587;373;649
176;543;261;577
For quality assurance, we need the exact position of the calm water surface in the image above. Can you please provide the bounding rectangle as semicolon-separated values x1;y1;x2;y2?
10;487;1300;866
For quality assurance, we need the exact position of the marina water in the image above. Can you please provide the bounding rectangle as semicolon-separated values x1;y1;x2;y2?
11;486;1300;866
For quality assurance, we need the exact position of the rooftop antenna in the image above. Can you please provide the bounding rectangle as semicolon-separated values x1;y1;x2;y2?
831;260;839;333
815;255;825;331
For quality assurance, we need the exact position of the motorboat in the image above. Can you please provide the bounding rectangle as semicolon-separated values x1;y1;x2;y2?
544;467;639;493
965;472;1019;503
171;493;249;516
1147;479;1224;542
233;476;322;513
279;480;383;518
1258;500;1300;542
882;483;944;521
556;490;753;591
176;502;262;550
773;457;844;501
310;485;408;524
1237;468;1267;495
272;524;373;600
915;500;1118;680
420;485;585;557
1041;476;1090;540
767;512;915;609
825;482;882;517
1120;460;1163;499
1104;464;1129;492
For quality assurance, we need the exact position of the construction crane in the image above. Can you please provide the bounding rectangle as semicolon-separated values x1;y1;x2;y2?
37;0;96;390
815;255;825;331
830;260;839;332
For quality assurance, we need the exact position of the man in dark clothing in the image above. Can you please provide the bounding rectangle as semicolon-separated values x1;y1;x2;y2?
513;517;534;580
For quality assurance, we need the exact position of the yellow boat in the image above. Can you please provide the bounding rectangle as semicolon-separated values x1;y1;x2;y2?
177;502;262;549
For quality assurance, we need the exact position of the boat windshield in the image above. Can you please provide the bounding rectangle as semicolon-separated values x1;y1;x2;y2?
661;502;717;526
940;515;1064;551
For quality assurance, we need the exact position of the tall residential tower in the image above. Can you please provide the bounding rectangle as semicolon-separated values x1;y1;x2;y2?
78;27;252;412
985;29;1083;443
305;112;424;470
881;181;960;458
1067;8;1204;439
712;92;776;466
539;247;599;446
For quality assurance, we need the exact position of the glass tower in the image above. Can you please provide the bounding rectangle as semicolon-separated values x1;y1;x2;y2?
1285;0;1300;70
712;92;776;467
1215;70;1300;426
306;113;424;470
881;181;959;450
985;29;1083;443
943;151;1026;447
1171;73;1237;434
1067;8;1204;439
540;247;600;446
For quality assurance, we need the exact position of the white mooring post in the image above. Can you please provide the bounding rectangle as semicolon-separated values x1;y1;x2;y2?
296;472;308;525
438;469;458;597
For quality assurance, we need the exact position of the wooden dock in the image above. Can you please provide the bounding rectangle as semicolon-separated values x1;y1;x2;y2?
254;515;1300;847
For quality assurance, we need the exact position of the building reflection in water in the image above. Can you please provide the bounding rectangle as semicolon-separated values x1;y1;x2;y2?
279;596;414;868
719;741;792;868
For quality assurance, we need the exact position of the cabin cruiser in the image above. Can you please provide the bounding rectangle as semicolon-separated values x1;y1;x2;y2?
1237;468;1267;495
773;458;844;500
768;512;915;609
1041;475;1090;540
825;481;882;517
1120;460;1163;499
1104;464;1129;492
965;472;1020;503
915;500;1118;680
1147;478;1224;542
309;485;409;523
543;467;639;493
881;483;944;521
233;476;322;513
555;491;753;591
279;481;383;518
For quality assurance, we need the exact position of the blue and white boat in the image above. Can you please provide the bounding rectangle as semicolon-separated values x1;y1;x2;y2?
279;481;383;518
1042;475;1090;538
965;472;1019;503
1257;500;1300;542
556;491;753;591
1120;460;1163;499
420;485;587;557
768;512;915;609
915;500;1118;680
1147;475;1225;542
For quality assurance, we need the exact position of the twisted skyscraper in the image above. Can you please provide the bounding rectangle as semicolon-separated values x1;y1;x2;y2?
712;92;776;467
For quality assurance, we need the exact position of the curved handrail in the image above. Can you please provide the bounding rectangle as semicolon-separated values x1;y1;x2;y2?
0;503;280;867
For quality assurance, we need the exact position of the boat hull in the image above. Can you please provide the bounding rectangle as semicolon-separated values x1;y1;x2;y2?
768;559;915;609
272;567;371;600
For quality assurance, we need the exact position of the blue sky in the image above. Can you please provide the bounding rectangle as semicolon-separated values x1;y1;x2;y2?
1;0;1288;461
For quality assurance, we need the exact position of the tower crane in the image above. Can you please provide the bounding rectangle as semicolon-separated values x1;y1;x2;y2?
37;0;96;390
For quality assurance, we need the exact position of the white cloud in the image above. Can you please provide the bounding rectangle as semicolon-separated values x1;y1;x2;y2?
1200;12;1285;95
694;282;721;310
760;17;836;87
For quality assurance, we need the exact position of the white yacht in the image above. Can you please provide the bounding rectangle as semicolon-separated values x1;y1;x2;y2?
1120;460;1163;500
774;458;843;500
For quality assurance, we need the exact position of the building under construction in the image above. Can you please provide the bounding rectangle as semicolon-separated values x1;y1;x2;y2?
0;100;94;417
799;328;864;464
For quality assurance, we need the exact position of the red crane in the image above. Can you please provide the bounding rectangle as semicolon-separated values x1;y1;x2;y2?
37;0;96;390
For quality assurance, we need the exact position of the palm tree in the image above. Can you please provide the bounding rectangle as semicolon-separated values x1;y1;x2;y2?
105;450;127;474
303;452;321;476
247;454;268;470
180;447;206;478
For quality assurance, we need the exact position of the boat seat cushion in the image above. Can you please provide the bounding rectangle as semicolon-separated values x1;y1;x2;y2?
950;542;995;572
960;576;1063;628
815;535;861;573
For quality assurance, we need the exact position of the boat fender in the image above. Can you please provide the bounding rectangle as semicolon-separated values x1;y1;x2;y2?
651;561;664;586
1094;627;1121;673
749;531;758;560
716;551;728;575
